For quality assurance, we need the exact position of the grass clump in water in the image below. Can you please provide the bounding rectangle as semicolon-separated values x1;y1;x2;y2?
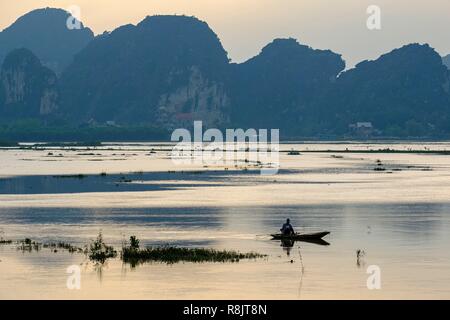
53;174;86;179
88;232;117;263
17;238;41;252
43;242;84;253
0;238;13;244
121;236;266;266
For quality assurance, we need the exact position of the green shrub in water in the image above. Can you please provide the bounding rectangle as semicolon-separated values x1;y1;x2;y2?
88;232;117;263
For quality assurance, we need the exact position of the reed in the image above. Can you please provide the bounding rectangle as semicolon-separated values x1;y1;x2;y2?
17;238;41;252
88;232;117;263
0;238;13;244
53;174;86;179
43;242;84;253
121;236;266;266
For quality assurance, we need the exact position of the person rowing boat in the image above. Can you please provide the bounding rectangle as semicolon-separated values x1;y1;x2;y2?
280;218;295;236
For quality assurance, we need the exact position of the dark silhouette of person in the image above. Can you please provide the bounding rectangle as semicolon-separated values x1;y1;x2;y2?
280;218;295;235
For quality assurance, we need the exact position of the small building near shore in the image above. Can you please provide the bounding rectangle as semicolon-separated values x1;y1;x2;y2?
349;122;374;136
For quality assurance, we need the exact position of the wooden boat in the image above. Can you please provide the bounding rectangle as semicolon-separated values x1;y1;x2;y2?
271;231;330;241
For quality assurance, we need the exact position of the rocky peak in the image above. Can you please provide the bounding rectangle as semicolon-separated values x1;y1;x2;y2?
0;7;94;74
0;48;58;118
60;15;230;127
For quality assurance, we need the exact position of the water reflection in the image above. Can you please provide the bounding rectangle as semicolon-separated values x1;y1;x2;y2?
0;169;300;195
279;238;330;257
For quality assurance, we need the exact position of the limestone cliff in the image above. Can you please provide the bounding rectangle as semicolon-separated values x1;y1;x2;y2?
157;66;230;129
0;48;58;119
60;15;230;128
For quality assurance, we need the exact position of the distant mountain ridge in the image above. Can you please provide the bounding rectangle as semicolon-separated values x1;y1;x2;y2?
230;38;345;135
323;44;450;136
0;8;94;74
60;15;231;129
1;9;450;138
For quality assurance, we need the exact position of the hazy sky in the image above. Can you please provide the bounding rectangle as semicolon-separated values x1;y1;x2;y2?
1;0;450;67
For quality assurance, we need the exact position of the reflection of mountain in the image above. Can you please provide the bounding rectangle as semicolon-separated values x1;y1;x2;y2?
0;206;224;231
1;9;450;138
0;171;225;194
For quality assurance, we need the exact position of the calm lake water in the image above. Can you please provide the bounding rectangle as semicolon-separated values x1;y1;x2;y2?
1;142;450;299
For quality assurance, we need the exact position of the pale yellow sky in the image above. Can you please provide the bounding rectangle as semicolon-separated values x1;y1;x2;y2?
1;0;450;67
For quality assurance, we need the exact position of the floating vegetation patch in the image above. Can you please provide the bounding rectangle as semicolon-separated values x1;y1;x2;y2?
43;242;84;253
119;176;133;183
3;234;267;267
53;174;86;179
303;149;450;154
4;237;83;254
189;171;205;175
373;159;386;171
121;236;266;265
88;232;117;263
47;152;64;157
17;238;41;252
356;249;366;267
0;238;13;244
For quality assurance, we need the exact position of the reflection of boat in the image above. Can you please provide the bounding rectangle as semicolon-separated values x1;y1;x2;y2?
295;238;330;246
279;237;330;247
277;234;330;258
271;231;330;241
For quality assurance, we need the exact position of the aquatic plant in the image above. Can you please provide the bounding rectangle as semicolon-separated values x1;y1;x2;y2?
356;249;366;267
53;174;86;179
121;237;266;266
129;236;140;250
43;242;84;253
17;238;41;252
88;232;117;263
0;238;13;244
